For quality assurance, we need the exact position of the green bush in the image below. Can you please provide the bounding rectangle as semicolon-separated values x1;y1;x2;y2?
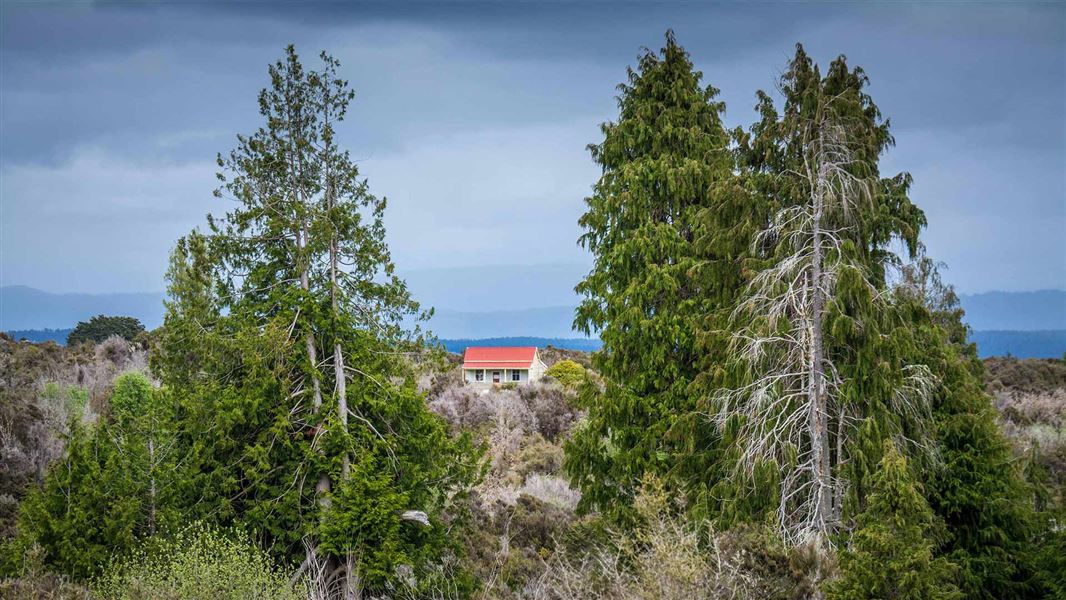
544;360;586;389
92;524;301;600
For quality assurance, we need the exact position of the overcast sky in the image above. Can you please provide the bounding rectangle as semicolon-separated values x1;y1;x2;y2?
1;1;1063;298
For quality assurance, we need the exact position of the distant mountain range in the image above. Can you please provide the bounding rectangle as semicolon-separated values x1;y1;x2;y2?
428;306;581;339
954;290;1066;330
437;337;602;354
2;284;1064;358
969;330;1065;359
0;285;165;330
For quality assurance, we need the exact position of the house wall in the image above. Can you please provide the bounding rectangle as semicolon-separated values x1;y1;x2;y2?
529;350;548;382
464;368;530;385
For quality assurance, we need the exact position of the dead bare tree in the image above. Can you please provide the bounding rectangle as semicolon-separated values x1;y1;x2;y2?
716;106;934;550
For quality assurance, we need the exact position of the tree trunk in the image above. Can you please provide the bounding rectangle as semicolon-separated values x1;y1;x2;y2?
833;404;847;521
325;157;350;482
808;153;832;540
324;94;354;598
148;436;156;536
301;227;323;412
299;224;331;505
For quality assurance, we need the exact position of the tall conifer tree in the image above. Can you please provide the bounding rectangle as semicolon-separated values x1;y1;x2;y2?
159;47;480;595
713;46;934;549
727;47;1041;595
564;32;744;514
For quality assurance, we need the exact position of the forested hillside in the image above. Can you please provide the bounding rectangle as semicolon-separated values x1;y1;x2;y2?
1;37;1063;600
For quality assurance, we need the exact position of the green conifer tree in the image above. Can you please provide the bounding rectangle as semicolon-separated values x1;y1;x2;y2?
828;440;961;600
7;48;482;595
9;373;181;580
158;46;481;595
66;315;145;346
893;263;1043;599
713;45;931;547
564;32;745;515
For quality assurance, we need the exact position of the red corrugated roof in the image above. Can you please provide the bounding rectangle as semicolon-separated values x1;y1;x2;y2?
462;346;537;370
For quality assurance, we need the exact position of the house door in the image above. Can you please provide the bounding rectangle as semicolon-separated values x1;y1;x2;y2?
492;371;501;383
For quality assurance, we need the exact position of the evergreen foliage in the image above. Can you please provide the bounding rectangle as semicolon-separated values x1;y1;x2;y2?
712;44;935;547
921;331;1042;598
6;47;482;596
10;373;181;580
3;34;1058;600
893;261;1044;598
713;45;937;539
565;32;744;515
155;46;481;594
827;440;961;600
1035;507;1066;600
565;37;1048;597
66;316;144;346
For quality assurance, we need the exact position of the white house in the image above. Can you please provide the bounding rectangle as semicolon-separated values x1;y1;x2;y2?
461;346;547;386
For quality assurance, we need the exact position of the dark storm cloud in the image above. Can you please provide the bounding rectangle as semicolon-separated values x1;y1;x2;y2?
1;1;1063;295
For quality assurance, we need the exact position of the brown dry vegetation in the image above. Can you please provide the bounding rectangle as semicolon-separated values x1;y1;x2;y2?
421;358;587;599
984;356;1066;503
420;356;830;600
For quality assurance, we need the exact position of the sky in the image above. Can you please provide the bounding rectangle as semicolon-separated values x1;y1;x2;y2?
1;1;1064;304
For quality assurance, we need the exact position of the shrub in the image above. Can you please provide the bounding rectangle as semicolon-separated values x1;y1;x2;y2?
421;361;463;397
92;524;301;600
520;475;581;512
487;393;537;476
94;336;133;370
518;382;578;441
531;476;810;600
427;385;478;428
428;379;578;442
515;436;565;478
509;494;570;556
998;388;1066;429
0;543;90;599
827;441;961;600
544;360;586;389
984;357;1066;395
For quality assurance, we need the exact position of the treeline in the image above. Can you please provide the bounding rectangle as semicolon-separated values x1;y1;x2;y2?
3;314;148;346
0;34;1062;600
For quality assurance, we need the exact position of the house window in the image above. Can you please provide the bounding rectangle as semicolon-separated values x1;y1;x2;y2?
475;370;484;382
492;371;501;383
511;370;521;382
